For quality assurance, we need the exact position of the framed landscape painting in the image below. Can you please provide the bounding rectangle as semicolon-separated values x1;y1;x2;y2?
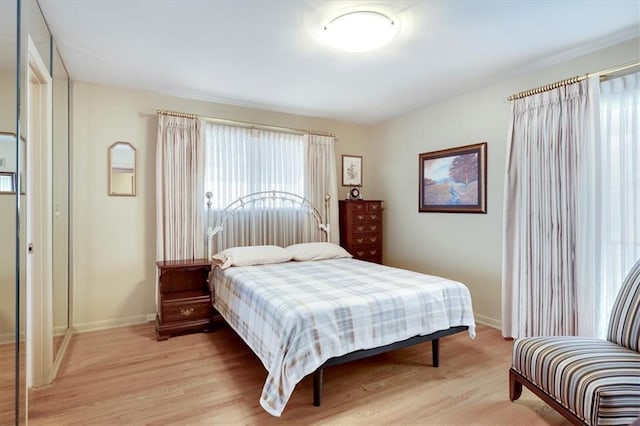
418;142;487;213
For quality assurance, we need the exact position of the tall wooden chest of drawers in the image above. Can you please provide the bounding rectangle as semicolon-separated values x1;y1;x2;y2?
339;200;383;264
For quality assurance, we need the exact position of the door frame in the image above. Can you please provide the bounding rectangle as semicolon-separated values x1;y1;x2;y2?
25;35;53;388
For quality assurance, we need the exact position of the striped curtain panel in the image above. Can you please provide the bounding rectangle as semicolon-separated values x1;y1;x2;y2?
304;134;339;244
155;115;205;261
502;79;595;338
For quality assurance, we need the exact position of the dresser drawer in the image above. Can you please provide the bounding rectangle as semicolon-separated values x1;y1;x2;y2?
352;233;381;246
161;298;211;323
348;201;382;212
366;201;382;212
351;212;382;223
352;222;381;233
352;245;382;261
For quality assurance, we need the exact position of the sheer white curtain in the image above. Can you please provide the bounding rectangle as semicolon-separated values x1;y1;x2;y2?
156;115;205;261
578;72;640;337
204;123;337;253
502;80;594;338
305;134;339;244
204;124;305;208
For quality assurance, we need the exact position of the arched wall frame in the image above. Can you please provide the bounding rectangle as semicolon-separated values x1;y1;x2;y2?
108;142;136;196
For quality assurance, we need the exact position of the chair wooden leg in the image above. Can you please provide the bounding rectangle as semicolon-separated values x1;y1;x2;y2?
509;368;523;401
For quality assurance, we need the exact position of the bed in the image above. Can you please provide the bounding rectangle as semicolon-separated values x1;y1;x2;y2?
206;191;476;417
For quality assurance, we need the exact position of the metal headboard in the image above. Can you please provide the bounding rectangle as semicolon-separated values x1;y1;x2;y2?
206;190;331;260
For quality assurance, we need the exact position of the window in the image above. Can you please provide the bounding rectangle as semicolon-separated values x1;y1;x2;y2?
594;72;640;337
203;123;305;209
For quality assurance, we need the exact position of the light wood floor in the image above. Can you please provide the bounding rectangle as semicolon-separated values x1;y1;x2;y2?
29;323;569;425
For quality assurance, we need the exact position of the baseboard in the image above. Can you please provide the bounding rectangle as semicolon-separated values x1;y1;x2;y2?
0;331;26;345
475;314;502;330
51;327;74;381
53;325;68;336
73;314;156;333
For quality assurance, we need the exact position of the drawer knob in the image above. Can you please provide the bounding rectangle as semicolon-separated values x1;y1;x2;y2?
370;250;377;255
357;238;364;243
180;308;195;317
357;215;365;220
356;251;365;256
357;226;364;231
370;225;377;231
370;215;377;220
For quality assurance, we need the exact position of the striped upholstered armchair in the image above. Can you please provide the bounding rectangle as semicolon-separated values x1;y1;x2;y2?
509;259;640;425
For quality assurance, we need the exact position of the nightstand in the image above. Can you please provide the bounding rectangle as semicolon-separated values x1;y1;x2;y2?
156;259;213;340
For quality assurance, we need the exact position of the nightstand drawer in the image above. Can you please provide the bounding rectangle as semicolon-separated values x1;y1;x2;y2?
161;299;211;323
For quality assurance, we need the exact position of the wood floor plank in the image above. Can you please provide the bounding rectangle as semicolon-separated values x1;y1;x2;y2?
29;323;570;425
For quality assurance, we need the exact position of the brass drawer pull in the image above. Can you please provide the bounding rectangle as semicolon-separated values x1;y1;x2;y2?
180;308;195;317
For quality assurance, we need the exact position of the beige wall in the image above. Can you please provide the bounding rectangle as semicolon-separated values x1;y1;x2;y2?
70;83;372;331
369;38;640;328
0;70;18;341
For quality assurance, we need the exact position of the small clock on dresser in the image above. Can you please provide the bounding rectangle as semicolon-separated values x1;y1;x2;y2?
349;187;361;200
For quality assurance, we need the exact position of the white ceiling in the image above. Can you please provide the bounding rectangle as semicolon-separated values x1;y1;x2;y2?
39;1;640;124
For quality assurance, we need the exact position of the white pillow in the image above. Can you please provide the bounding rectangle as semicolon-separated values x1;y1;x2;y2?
212;245;292;270
286;242;352;261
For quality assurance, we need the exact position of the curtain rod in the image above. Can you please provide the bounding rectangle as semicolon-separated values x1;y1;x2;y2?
507;62;640;101
154;109;335;138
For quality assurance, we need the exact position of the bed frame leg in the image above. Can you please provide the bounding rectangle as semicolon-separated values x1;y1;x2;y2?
313;368;323;406
509;369;523;401
432;338;439;367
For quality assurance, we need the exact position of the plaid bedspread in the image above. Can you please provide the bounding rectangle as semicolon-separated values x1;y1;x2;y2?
211;258;476;416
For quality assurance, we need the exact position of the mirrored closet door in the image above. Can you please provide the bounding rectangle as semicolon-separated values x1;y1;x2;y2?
0;0;21;423
52;42;70;367
0;0;71;423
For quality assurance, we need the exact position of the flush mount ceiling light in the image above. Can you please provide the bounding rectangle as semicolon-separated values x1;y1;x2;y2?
322;10;399;53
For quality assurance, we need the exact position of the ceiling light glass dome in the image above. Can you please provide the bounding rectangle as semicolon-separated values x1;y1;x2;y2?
323;11;399;53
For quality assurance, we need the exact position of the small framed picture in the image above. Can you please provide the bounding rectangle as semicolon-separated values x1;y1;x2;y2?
419;142;487;213
342;155;362;187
